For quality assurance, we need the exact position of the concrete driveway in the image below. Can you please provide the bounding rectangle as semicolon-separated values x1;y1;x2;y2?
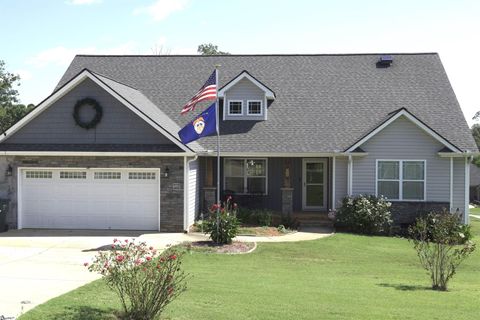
0;229;207;318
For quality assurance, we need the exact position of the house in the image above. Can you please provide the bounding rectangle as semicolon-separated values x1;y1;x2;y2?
0;53;476;232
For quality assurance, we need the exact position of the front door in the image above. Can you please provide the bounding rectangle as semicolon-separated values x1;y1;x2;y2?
302;159;327;210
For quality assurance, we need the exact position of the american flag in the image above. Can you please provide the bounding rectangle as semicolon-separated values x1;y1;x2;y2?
181;70;217;115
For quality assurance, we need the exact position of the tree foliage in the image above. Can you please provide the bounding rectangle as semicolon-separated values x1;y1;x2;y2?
197;43;230;55
0;60;20;108
471;124;480;167
0;60;34;133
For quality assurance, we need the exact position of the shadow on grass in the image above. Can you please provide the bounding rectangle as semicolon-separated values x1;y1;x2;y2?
377;283;431;291
54;306;118;320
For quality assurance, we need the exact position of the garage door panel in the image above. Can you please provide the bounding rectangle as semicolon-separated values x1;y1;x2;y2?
20;169;160;230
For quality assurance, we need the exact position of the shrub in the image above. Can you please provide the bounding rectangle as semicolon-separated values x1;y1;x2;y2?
280;214;300;230
408;211;476;291
335;195;392;235
204;197;240;244
253;209;273;227
86;239;188;320
236;207;253;225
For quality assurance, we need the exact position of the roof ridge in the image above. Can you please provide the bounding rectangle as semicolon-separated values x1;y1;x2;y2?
74;52;439;58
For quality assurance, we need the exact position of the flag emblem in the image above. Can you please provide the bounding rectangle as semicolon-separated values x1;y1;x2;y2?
193;116;205;134
181;70;217;115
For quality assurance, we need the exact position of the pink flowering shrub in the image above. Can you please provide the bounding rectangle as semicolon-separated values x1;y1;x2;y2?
86;239;187;320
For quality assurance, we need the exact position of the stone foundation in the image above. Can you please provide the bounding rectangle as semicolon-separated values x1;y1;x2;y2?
390;201;450;225
2;156;185;232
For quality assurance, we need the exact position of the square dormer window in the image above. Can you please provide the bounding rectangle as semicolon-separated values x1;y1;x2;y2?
247;100;262;115
228;100;243;115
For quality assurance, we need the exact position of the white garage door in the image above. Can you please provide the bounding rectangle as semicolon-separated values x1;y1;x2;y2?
19;168;160;230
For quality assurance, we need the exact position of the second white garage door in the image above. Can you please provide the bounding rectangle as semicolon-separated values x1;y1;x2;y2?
19;168;160;230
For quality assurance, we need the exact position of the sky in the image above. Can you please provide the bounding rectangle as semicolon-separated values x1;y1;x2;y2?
2;0;480;125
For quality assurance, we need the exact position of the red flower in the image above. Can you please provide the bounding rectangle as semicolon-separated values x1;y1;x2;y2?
227;195;232;201
210;203;220;211
149;246;154;250
125;239;129;243
83;262;89;267
169;254;177;260
113;238;118;243
116;255;125;262
146;256;152;261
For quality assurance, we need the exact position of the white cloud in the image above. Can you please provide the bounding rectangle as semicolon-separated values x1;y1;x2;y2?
66;0;102;5
133;0;188;21
27;42;138;68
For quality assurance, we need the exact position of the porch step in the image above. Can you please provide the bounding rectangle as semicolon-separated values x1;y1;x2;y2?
293;212;333;228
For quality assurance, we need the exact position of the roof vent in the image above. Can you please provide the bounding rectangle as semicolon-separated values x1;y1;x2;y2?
376;55;393;68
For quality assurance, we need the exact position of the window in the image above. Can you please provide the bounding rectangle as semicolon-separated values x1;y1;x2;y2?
247;100;262;115
94;172;121;180
26;171;52;179
224;159;267;194
377;160;425;201
228;101;243;115
129;172;156;180
60;171;87;179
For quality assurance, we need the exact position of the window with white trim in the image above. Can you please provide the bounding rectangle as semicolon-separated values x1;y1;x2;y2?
377;160;425;201
247;100;262;115
60;171;87;179
224;159;267;194
26;171;52;179
94;172;121;180
228;101;243;115
129;172;156;180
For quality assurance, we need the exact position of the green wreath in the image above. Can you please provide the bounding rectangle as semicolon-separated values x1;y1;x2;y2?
73;98;103;129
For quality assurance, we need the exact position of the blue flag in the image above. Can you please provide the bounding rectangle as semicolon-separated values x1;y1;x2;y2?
178;103;217;144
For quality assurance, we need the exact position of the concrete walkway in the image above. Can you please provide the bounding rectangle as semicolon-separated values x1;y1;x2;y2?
0;227;333;318
470;214;480;219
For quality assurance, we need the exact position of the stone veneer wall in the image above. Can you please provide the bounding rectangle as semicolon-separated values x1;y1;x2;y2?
390;201;450;225
2;156;185;232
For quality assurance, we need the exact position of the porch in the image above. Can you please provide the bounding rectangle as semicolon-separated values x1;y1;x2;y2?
200;156;346;224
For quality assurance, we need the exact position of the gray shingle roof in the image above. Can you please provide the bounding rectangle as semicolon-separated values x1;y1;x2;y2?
57;53;477;153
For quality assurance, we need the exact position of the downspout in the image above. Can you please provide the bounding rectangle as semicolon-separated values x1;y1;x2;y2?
464;155;472;224
332;156;336;209
184;155;198;232
449;157;453;212
347;155;353;196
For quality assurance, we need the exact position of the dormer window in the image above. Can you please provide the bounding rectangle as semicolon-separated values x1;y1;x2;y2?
220;70;275;121
228;100;243;115
247;100;262;115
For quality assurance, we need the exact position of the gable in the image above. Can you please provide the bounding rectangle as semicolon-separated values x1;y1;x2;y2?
361;115;444;153
4;78;176;146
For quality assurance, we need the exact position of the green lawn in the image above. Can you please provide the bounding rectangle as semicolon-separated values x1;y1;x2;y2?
20;220;480;320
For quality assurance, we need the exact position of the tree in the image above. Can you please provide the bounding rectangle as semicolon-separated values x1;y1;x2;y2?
197;43;230;55
471;124;480;167
0;60;34;133
0;60;20;108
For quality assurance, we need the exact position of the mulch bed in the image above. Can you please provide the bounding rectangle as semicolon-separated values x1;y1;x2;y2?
184;241;256;254
238;226;294;237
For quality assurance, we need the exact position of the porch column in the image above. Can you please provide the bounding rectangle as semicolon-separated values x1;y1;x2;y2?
203;158;216;210
281;188;294;216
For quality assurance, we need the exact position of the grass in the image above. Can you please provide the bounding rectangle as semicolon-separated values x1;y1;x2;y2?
20;220;480;320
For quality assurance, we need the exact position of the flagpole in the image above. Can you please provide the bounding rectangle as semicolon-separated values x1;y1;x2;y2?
214;64;221;239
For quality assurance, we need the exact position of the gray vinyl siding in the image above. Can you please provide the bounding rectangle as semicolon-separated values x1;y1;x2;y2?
352;116;451;203
224;78;266;121
335;157;348;208
4;78;174;145
452;157;466;213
